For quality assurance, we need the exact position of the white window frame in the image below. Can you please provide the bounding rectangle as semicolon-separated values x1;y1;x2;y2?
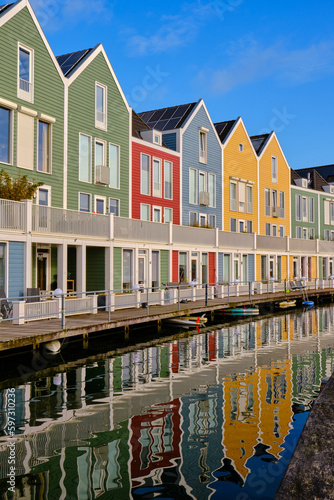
79;192;91;213
109;143;120;189
309;227;315;239
189;211;198;226
154;133;161;145
189;168;197;205
246;220;253;233
239;219;245;233
95;139;106;167
265;188;271;217
309;197;314;223
302;196;308;221
230;181;237;211
199;171;207;194
279;225;285;237
271;156;277;183
140;203;150;221
199;130;207;164
94;195;106;215
164;160;173;200
279;191;285;218
37;120;52;174
272;224;277;237
95;82;107;130
208;173;216;208
152;157;162;197
246;184;253;214
37;185;51;206
109;197;120;216
0;105;14;165
208;214;216;228
17;43;34;103
152;205;162;223
324;229;330;241
324;200;330;225
296;226;302;238
296;194;301;221
79;133;92;183
164;207;173;223
239;181;246;213
199;213;207;227
303;228;308;239
331;202;334;224
141;153;151;196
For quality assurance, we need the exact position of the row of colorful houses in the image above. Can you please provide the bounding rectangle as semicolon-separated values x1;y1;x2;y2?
1;0;334;299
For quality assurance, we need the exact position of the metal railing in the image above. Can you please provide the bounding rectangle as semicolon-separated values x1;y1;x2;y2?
0;199;25;231
2;277;333;328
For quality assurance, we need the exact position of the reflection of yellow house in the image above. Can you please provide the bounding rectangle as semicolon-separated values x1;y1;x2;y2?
215;118;258;234
258;360;293;459
223;371;260;481
222;359;294;481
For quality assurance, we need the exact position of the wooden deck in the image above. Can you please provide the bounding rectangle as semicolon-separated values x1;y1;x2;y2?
0;288;331;352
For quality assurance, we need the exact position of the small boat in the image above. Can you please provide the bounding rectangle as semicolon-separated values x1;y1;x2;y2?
303;300;314;308
276;300;296;309
165;314;207;327
223;307;259;316
44;340;62;353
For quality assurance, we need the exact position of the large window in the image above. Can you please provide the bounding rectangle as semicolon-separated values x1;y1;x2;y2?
189;212;198;225
208;214;216;228
265;188;271;216
246;185;253;213
18;45;33;102
189;168;197;204
109;198;119;216
79;193;91;212
153;206;161;222
230;218;237;232
0;107;10;164
265;222;271;236
230;182;237;211
109;144;120;189
239;181;245;212
302;197;308;221
208;173;215;207
331;203;334;224
95;83;107;130
247;220;253;233
37;121;51;173
271;156;277;183
164;161;172;199
17;111;34;170
95;140;105;167
79;134;91;183
152;251;159;289
153;158;162;197
199;171;206;194
141;154;150;195
324;200;330;225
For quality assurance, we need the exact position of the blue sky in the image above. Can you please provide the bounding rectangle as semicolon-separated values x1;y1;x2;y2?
32;0;334;169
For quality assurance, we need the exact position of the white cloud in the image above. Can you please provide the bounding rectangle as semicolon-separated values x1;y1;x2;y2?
203;39;334;94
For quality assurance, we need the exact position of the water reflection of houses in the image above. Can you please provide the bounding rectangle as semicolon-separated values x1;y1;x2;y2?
1;308;334;498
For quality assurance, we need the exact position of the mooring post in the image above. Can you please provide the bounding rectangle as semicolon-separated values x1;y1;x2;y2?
146;286;149;315
124;325;130;339
248;281;251;300
108;289;111;322
205;283;208;306
61;294;65;330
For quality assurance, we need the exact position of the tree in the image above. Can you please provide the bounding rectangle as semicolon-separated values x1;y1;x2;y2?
0;169;43;201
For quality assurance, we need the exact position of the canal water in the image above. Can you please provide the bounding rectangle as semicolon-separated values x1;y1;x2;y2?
1;306;334;499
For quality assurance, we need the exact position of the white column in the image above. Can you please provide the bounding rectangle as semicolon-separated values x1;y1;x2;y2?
57;242;67;293
23;200;33;290
76;243;86;295
105;245;113;292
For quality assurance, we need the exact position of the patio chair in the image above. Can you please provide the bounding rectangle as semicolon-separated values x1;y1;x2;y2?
0;289;13;319
26;288;41;303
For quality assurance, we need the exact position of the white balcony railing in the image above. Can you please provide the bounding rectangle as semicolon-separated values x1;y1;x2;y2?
0;199;26;231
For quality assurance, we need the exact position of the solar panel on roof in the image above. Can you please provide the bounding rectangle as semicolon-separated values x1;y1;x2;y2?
149;109;167;123
0;4;10;13
139;111;155;123
160;106;178;120
173;104;190;118
57;49;90;75
162;117;180;130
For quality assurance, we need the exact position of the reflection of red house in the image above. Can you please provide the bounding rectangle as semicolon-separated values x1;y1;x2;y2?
208;331;216;361
129;398;182;486
172;340;179;373
132;111;181;224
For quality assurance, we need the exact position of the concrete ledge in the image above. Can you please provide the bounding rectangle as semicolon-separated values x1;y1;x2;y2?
275;373;334;499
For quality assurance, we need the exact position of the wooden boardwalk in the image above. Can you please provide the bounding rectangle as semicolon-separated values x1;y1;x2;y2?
0;288;331;352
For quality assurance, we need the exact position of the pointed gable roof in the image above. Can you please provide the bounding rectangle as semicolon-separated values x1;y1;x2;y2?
250;134;270;155
132;109;151;139
138;102;197;131
214;120;237;143
56;49;93;77
296;165;334;184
